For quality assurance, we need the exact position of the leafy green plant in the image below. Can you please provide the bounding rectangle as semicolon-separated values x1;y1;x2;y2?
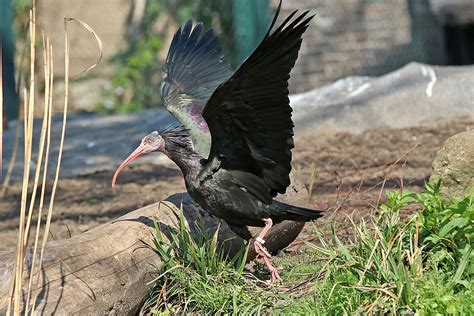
97;0;236;114
98;36;164;113
142;186;474;314
97;1;164;113
303;210;421;313
416;181;473;284
141;208;270;314
291;185;474;314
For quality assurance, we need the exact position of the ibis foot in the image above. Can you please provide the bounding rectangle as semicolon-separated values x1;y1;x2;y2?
262;255;281;283
253;218;281;283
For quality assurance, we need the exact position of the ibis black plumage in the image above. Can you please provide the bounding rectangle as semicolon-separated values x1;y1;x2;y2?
112;2;322;282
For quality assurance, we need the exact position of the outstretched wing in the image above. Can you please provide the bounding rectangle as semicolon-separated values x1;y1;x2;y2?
160;20;232;156
203;3;313;197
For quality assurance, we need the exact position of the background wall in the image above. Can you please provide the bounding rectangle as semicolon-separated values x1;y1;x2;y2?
7;0;473;115
273;0;446;92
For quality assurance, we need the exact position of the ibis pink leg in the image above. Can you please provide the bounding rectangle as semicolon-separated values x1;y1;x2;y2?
253;218;281;283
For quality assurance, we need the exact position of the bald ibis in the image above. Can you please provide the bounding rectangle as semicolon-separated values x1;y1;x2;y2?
113;2;322;282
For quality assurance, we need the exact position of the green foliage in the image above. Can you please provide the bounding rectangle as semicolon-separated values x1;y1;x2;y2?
142;186;474;314
141;208;270;314
416;181;473;283
12;0;29;16
97;0;235;114
97;1;164;114
280;185;474;314
99;37;164;113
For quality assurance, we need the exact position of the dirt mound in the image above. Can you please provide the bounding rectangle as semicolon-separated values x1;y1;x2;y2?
0;116;472;251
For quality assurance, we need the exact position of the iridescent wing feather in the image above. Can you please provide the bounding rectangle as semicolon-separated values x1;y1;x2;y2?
160;21;232;156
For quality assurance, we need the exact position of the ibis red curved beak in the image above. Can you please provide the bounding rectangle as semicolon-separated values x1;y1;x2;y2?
112;144;146;187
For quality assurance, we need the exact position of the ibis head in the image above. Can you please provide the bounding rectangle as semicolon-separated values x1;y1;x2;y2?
112;131;164;187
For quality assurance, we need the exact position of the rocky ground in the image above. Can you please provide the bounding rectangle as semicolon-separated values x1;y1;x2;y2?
1;116;472;251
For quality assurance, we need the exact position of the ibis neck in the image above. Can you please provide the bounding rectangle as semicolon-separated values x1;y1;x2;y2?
163;143;203;178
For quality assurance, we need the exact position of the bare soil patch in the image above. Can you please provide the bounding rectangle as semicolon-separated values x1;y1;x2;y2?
1;116;472;251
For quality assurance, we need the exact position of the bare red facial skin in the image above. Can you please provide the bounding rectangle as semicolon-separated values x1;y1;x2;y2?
112;144;146;187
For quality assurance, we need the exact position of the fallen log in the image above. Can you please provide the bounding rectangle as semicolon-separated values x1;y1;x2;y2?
0;192;304;314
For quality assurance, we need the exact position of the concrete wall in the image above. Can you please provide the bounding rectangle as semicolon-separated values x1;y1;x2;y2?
32;0;446;111
272;0;445;93
35;0;132;112
37;0;131;77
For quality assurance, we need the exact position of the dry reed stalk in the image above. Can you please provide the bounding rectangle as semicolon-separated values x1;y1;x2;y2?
5;2;102;311
23;33;50;248
31;20;102;309
6;2;36;314
27;48;53;313
7;0;36;315
24;36;53;312
6;87;29;316
64;17;103;77
12;5;36;313
33;17;72;287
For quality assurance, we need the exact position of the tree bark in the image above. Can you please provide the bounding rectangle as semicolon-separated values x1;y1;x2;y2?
0;192;304;315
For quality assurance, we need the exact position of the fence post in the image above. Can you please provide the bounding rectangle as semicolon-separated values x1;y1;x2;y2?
232;0;270;64
0;0;19;121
